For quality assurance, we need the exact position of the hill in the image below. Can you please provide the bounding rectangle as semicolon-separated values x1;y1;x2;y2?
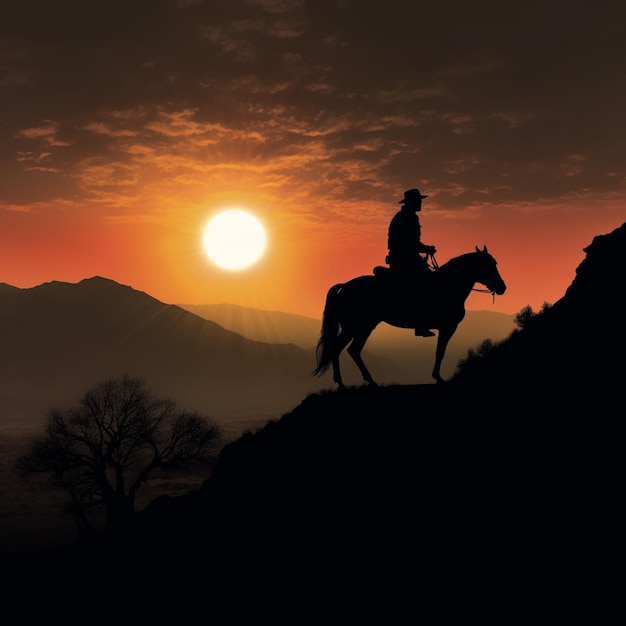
5;223;624;617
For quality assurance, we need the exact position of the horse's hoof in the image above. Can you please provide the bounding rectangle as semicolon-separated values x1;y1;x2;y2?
368;381;378;388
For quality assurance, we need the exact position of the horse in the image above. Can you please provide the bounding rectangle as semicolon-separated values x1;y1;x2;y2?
312;246;506;388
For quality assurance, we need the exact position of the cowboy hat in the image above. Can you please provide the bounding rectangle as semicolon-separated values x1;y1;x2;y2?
399;188;428;203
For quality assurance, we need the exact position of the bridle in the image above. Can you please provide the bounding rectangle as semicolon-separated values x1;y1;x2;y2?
426;252;439;271
473;286;497;303
427;252;498;302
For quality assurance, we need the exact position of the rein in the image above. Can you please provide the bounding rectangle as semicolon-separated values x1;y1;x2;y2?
428;253;497;303
472;286;497;303
426;253;439;271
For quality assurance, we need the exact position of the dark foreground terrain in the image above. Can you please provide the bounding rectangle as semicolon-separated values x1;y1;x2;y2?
6;378;619;620
4;223;624;620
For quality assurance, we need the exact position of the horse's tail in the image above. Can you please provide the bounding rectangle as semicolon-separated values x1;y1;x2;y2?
312;283;343;377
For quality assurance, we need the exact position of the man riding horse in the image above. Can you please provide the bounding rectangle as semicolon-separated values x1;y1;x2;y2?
385;188;437;337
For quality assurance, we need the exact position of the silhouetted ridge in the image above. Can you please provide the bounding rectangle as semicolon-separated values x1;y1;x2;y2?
134;222;624;600
554;221;626;318
6;225;623;616
451;221;626;397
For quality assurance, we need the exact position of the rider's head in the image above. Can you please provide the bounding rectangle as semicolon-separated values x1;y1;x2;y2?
399;188;428;211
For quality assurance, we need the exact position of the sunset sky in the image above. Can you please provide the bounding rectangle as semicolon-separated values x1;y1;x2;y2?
1;0;625;319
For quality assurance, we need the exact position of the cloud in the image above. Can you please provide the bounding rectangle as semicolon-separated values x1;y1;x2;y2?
16;121;71;147
246;0;305;13
82;122;139;138
2;0;625;224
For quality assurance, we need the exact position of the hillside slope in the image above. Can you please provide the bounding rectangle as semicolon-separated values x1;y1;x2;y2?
137;223;624;613
6;223;624;617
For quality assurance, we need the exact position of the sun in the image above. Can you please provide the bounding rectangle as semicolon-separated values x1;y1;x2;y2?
203;209;267;270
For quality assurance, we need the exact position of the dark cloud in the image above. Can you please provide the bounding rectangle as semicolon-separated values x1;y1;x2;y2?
2;0;626;213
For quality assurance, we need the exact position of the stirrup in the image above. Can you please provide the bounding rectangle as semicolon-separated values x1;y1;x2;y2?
415;328;435;337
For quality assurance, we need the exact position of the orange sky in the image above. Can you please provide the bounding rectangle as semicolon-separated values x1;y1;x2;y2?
1;1;625;319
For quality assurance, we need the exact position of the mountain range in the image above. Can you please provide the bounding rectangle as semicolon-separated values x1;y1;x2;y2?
0;277;316;438
0;278;514;439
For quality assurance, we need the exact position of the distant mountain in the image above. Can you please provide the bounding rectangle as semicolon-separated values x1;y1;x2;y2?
177;303;323;348
5;223;624;616
177;301;514;349
0;277;413;437
178;302;515;382
0;277;307;434
0;283;19;294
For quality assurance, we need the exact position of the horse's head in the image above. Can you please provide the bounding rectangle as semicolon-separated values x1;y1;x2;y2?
474;245;506;295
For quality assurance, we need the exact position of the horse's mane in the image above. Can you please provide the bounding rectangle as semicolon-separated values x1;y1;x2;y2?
437;250;483;272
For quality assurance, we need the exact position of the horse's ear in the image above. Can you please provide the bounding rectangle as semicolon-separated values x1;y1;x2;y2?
483;245;488;253
475;245;480;252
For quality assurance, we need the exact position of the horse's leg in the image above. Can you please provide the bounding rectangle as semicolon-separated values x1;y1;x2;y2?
432;325;457;383
333;330;354;390
347;327;378;386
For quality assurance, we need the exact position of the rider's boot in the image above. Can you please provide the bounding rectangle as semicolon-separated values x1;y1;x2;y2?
414;306;434;336
411;271;434;336
392;269;434;336
415;328;435;337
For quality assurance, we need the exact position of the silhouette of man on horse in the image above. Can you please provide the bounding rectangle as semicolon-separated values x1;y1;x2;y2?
381;188;437;337
314;187;507;388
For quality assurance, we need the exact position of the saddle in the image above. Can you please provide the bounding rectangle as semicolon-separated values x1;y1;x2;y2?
373;265;391;278
372;265;434;287
372;266;435;332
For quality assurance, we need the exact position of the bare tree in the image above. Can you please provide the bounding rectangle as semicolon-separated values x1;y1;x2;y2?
15;374;223;533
